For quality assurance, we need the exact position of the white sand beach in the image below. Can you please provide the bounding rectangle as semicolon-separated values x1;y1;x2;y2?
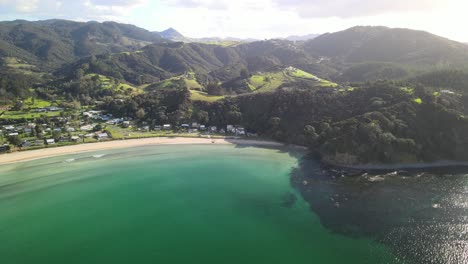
0;137;285;166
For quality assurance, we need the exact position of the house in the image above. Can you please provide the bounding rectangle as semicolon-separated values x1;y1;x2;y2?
96;133;109;140
181;124;190;129
53;128;62;132
226;125;235;133
441;90;455;95
80;125;94;131
191;122;199;128
34;108;47;113
85;133;95;138
154;125;162;131
122;121;131;128
3;125;15;131
100;115;111;121
210;126;217;133
34;140;44;146
163;124;172;130
235;127;246;136
66;127;76;132
71;136;80;142
45;139;55;145
47;106;63;112
188;128;198;133
199;125;206;131
8;132;19;136
21;141;32;147
141;126;150;132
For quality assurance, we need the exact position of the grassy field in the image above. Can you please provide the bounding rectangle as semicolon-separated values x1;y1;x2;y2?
285;68;338;88
184;78;203;90
107;125;202;140
249;72;286;93
1;110;61;120
288;68;317;79
190;90;224;102
24;97;52;108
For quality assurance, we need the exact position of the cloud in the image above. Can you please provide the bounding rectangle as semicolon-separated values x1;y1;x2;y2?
0;0;146;21
272;0;444;18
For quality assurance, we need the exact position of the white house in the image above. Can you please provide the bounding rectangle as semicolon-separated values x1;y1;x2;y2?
235;127;246;136
226;125;235;133
45;139;55;145
96;133;109;140
163;124;172;130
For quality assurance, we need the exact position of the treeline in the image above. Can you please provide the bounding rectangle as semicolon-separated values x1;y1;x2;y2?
0;72;38;100
102;88;192;125
198;81;468;164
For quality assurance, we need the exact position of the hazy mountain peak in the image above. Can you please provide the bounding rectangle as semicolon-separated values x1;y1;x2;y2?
159;28;185;40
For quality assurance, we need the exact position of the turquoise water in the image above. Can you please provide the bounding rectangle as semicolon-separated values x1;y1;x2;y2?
0;145;399;263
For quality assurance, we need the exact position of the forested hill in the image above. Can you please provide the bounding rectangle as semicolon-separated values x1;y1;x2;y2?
304;26;468;66
0;19;166;68
61;40;318;85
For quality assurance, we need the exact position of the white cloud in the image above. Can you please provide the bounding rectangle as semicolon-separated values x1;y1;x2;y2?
1;0;468;42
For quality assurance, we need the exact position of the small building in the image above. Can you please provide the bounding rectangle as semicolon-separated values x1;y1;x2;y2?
122;121;131;128
71;136;80;142
47;106;63;112
191;122;199;128
210;126;218;133
226;125;235;133
96;133;109;140
441;90;455;95
66;127;76;132
235;127;246;136
21;141;32;148
8;132;19;136
199;125;206;131
45;139;55;145
3;125;15;131
181;124;190;129
163;124;172;130
154;125;162;131
80;125;93;131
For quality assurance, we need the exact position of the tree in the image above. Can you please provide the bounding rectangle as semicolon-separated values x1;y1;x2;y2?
136;108;146;120
196;110;209;124
52;130;62;141
206;82;223;96
240;68;250;79
8;135;22;147
12;100;24;111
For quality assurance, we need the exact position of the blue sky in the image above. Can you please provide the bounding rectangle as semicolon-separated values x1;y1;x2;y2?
0;0;466;41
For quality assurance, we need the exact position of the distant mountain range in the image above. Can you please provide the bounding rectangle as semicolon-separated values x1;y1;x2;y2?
2;19;468;89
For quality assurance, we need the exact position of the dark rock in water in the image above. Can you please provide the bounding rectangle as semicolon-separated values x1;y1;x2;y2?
281;192;298;208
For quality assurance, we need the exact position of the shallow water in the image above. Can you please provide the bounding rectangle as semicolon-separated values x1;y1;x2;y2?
0;144;398;264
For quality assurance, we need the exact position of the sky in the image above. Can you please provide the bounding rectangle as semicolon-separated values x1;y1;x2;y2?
0;0;467;42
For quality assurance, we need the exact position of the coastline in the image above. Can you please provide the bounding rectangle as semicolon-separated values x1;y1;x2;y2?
322;159;468;174
0;137;287;166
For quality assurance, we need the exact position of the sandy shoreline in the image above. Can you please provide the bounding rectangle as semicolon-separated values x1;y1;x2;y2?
0;137;286;166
